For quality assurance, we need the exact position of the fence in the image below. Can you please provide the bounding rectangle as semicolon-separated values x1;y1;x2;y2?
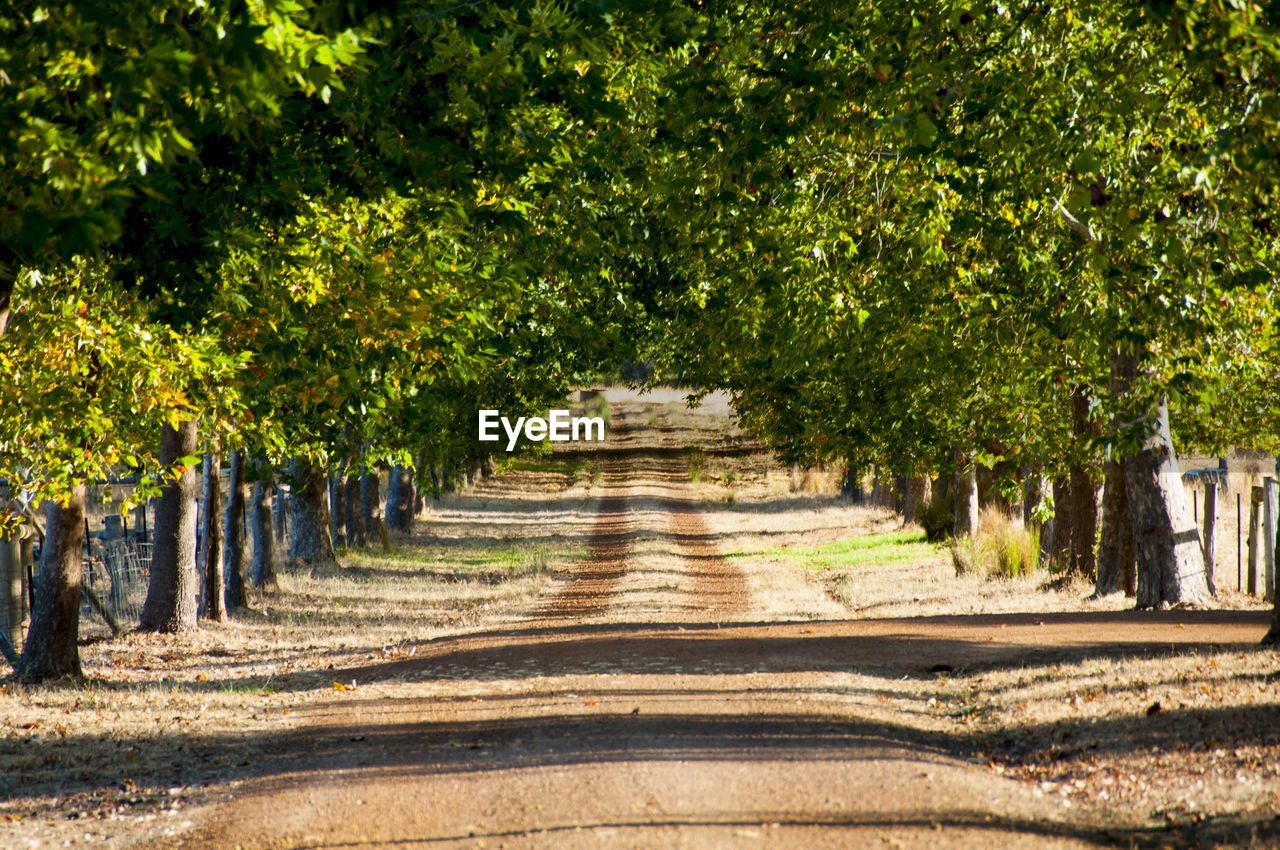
79;538;152;639
1185;458;1278;599
0;473;309;667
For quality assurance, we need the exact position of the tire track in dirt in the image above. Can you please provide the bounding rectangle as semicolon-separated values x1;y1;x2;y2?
669;495;748;617
657;414;749;617
540;457;631;619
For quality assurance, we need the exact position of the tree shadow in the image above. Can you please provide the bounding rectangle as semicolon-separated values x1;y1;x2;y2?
13;685;1280;849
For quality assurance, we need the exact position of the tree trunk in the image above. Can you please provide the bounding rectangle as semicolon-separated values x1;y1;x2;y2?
1069;389;1100;578
953;454;978;538
20;533;34;624
140;421;200;633
1036;484;1056;567
1112;348;1210;608
17;486;87;680
223;449;249;610
414;453;428;515
1;529;21;651
1096;459;1136;595
1265;497;1280;641
1045;476;1072;568
386;464;414;533
251;468;278;590
289;458;336;565
344;474;366;548
1023;469;1048;526
904;476;931;525
329;474;347;549
1264;478;1278;601
1068;469;1100;577
199;452;224;622
869;468;887;507
891;473;907;514
362;469;390;550
273;481;287;539
361;468;378;536
1008;467;1027;527
933;471;951;502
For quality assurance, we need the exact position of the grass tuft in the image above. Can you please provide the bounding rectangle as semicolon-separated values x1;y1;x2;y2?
583;393;611;423
950;507;1039;579
687;448;708;483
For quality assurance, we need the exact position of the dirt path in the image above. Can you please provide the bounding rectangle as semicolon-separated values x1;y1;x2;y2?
540;458;632;620
156;401;1273;849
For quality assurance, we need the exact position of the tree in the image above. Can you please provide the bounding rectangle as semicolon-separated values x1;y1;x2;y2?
199;452;225;622
250;462;278;590
16;486;86;681
224;449;249;610
139;422;200;633
288;458;335;566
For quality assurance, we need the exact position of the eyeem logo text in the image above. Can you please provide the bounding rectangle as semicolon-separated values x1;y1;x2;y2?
478;409;606;451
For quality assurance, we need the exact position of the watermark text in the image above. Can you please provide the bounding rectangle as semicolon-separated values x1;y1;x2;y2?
478;409;605;451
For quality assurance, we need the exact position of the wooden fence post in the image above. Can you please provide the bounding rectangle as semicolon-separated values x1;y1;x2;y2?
1203;479;1217;595
1249;486;1264;596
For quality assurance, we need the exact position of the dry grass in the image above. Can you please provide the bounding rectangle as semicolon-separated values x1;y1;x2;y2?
0;462;589;847
7;397;1278;848
706;443;1279;842
788;464;842;495
937;644;1280;840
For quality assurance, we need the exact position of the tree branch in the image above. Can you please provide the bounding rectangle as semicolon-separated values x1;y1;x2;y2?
1054;198;1095;241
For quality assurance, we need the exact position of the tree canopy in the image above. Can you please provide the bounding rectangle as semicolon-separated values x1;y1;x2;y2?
3;0;1279;659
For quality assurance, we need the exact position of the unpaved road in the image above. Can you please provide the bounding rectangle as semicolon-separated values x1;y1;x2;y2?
160;405;1272;849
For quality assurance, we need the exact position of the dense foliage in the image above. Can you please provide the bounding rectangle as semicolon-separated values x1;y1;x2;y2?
3;1;1280;671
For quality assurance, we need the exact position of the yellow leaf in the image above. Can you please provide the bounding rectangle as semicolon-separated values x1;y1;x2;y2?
332;681;348;692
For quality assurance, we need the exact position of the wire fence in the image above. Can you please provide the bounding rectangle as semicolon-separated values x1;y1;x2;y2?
1;478;335;660
79;539;152;639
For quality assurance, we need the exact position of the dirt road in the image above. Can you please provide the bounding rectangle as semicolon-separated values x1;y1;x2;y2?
159;402;1273;849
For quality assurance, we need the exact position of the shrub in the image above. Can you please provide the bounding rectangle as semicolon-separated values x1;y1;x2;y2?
949;506;1039;578
918;491;954;542
789;464;841;494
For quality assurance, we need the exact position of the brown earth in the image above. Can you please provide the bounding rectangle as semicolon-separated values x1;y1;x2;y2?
6;393;1279;849
147;400;1276;850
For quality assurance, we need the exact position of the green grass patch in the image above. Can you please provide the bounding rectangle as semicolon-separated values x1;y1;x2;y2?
475;543;552;575
687;448;708;483
505;457;590;475
755;530;943;571
347;541;555;576
583;393;611;422
506;458;564;474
